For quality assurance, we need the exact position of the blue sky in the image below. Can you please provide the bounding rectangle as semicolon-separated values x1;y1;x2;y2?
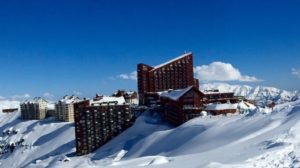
0;0;300;100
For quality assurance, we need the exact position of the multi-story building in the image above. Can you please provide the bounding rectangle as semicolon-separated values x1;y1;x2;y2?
137;52;199;105
55;95;81;122
160;86;204;126
74;96;133;155
20;97;48;120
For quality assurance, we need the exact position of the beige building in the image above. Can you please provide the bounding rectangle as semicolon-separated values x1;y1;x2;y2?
55;95;80;122
20;97;48;120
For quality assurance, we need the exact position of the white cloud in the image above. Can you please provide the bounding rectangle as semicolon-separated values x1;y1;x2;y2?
118;71;137;80
292;68;300;78
119;74;129;79
194;62;261;82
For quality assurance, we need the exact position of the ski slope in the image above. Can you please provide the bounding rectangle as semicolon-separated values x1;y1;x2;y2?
0;100;300;167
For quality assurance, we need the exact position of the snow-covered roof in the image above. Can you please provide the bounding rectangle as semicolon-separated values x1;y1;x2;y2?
23;97;47;104
59;95;81;104
206;101;256;111
151;52;192;71
91;96;126;106
239;101;256;110
159;86;194;101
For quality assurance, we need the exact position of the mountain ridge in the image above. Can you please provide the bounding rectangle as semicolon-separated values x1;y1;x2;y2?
201;83;300;106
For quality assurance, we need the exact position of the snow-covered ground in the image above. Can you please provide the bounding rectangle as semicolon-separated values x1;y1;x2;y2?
0;99;300;167
0;100;20;112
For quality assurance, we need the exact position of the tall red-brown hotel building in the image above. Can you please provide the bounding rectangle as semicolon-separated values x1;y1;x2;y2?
137;52;199;105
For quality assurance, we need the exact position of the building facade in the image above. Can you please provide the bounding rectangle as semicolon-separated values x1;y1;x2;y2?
20;97;48;120
137;52;199;105
160;86;204;126
74;96;133;155
55;95;80;122
202;89;245;104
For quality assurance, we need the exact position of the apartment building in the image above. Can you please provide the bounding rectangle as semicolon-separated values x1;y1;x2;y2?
137;52;199;105
20;97;48;120
74;96;133;155
55;95;80;122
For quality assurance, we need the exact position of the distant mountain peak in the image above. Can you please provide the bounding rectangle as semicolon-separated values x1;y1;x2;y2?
201;83;300;106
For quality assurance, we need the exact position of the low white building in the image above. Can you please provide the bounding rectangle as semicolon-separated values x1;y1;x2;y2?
205;101;256;115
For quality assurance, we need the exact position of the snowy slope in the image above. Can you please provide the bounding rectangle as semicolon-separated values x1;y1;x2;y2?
0;112;75;168
0;100;20;113
201;83;300;106
1;100;300;168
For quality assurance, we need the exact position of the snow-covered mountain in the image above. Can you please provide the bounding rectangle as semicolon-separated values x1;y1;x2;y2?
201;83;300;106
1;100;300;168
